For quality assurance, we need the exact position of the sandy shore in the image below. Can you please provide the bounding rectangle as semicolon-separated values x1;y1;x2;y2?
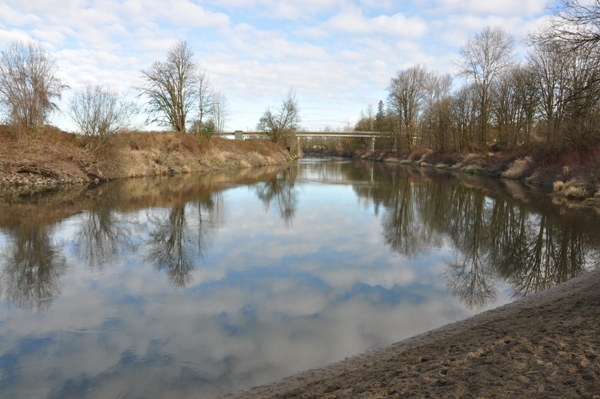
218;267;600;398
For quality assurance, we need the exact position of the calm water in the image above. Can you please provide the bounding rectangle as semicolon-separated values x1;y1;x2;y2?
1;158;599;398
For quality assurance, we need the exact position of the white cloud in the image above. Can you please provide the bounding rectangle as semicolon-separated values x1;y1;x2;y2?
315;8;429;38
435;0;551;17
159;0;230;28
206;0;346;19
0;29;34;47
0;4;39;26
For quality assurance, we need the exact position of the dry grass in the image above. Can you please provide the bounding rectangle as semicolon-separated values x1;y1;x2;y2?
420;151;461;166
564;186;589;199
501;156;533;179
552;178;593;200
0;125;91;179
0;127;293;182
123;131;209;154
464;153;484;162
408;147;431;162
553;181;565;192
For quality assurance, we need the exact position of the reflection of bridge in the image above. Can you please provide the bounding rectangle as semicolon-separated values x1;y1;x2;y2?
296;177;374;186
214;131;380;153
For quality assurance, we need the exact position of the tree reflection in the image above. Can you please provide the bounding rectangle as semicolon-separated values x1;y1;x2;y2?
346;163;600;309
446;255;498;309
148;206;195;288
360;166;442;257
443;189;500;308
497;214;588;297
254;168;298;227
146;194;220;288
382;177;427;257
76;207;133;268
0;224;66;311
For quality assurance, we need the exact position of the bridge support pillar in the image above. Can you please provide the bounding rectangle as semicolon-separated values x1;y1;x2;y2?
234;130;244;140
370;137;375;153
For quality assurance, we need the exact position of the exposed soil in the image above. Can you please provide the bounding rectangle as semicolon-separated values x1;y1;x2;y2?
0;129;295;197
218;267;600;399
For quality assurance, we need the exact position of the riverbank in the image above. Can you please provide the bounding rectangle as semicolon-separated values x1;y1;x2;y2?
0;127;295;197
306;145;600;207
219;266;600;399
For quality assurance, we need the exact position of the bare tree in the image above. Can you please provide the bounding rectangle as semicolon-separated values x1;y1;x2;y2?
528;27;600;146
137;41;197;133
195;68;214;135
490;64;538;148
527;38;570;143
550;0;600;47
423;72;453;151
69;84;138;140
0;41;67;132
457;27;515;148
387;65;432;150
212;91;228;133
355;105;375;131
448;83;479;152
257;90;300;145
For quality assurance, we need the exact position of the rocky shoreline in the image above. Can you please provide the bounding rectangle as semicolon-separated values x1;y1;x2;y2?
0;174;89;197
218;267;600;398
305;149;600;209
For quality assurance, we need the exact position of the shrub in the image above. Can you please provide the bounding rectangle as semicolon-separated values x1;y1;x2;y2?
564;186;589;199
553;181;565;192
407;147;430;162
501;156;533;179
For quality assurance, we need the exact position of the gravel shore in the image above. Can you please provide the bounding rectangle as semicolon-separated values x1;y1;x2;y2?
218;267;600;399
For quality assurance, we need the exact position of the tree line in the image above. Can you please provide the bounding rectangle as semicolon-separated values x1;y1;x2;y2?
2;1;598;154
0;40;229;144
354;0;600;153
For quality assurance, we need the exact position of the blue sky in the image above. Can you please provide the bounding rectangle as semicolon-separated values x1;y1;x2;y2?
0;0;556;132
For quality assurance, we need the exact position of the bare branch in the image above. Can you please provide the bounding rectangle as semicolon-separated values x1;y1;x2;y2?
69;84;138;139
257;90;300;145
195;68;215;135
550;0;600;47
456;27;515;147
136;41;198;133
387;64;432;150
0;41;67;132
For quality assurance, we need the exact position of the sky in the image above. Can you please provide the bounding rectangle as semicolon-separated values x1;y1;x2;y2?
0;0;558;132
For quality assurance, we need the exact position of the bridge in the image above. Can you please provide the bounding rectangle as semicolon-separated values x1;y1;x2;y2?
215;131;380;153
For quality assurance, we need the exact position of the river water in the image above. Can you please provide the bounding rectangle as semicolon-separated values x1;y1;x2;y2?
0;157;599;398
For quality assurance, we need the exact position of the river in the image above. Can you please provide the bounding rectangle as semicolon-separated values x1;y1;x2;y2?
0;157;599;398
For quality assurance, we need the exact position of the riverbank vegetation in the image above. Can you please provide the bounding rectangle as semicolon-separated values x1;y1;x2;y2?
304;1;600;201
0;125;294;196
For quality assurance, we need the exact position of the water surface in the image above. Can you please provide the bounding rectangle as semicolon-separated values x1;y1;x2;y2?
1;158;599;398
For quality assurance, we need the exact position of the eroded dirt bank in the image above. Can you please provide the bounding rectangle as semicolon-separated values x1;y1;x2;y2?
218;267;600;399
0;130;295;197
